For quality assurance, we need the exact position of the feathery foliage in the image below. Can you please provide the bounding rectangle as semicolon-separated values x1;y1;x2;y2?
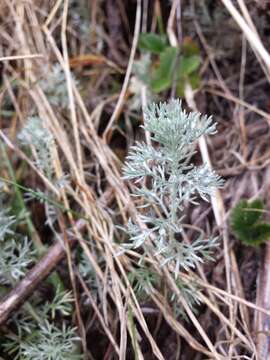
20;322;81;360
3;321;82;360
39;64;78;109
0;207;16;239
122;99;224;276
0;237;34;285
18;116;55;180
0;161;81;359
40;64;69;109
0;187;35;285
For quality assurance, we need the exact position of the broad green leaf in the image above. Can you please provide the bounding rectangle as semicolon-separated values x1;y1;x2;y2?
189;72;201;90
150;75;172;93
176;72;201;98
230;199;269;247
150;46;178;93
251;223;270;244
178;55;200;76
231;199;264;230
176;76;185;97
139;33;167;54
233;223;270;246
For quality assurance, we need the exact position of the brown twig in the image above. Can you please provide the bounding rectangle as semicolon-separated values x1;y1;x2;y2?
0;220;86;327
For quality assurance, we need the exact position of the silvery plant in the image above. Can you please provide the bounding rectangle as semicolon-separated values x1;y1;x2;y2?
122;99;224;275
18;116;55;180
39;64;78;110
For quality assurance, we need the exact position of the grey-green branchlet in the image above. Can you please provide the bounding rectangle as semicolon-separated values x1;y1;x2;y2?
122;99;224;276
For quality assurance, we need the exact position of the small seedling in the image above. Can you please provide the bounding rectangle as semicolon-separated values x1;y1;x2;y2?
137;33;201;95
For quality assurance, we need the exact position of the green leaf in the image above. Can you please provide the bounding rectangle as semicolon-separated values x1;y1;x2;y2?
139;33;167;54
234;223;270;246
178;55;200;76
176;72;201;98
150;74;172;94
231;199;264;229
150;46;178;93
250;223;270;245
176;76;185;97
189;72;201;90
230;199;268;246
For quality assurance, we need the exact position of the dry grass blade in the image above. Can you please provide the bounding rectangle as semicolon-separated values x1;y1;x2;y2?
0;54;43;61
221;0;270;72
103;0;142;141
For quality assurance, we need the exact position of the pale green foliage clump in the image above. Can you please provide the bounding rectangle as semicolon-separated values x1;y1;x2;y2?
18;322;81;360
79;252;99;292
68;1;90;41
18;116;55;180
0;238;34;285
40;64;69;108
3;287;79;360
171;278;201;319
0;187;81;358
2;260;81;359
4;321;81;360
42;286;74;320
40;64;78;109
123;100;224;275
18;116;69;196
0;207;16;238
0;189;34;285
128;265;159;298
